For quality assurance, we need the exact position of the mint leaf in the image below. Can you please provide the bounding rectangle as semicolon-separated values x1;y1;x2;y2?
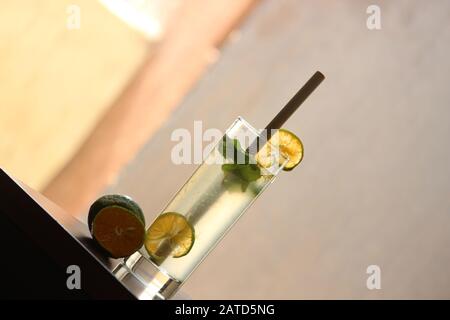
221;163;261;192
240;181;249;192
220;136;239;160
222;163;238;172
239;164;261;182
219;136;262;191
219;137;251;164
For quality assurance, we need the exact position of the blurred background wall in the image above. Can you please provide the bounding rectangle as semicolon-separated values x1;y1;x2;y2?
1;0;450;299
0;0;156;189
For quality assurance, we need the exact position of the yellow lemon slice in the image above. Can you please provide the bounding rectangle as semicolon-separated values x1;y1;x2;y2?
145;212;195;259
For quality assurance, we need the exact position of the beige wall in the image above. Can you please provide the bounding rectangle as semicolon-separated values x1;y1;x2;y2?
0;0;149;189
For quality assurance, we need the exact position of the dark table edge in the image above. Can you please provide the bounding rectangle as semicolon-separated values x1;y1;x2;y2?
0;169;136;299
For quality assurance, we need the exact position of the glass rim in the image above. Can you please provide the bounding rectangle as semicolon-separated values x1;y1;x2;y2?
225;116;290;173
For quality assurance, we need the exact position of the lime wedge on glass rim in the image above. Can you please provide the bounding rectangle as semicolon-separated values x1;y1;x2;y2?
256;128;304;171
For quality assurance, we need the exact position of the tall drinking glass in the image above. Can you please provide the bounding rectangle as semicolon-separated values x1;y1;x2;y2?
113;117;288;299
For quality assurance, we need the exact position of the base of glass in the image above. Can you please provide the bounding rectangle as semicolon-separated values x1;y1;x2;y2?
113;252;181;300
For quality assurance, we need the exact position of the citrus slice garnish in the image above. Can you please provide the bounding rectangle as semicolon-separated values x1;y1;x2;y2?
91;205;146;258
145;212;195;259
256;128;304;171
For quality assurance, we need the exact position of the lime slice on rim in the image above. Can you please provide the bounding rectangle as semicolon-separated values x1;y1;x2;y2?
145;212;195;259
256;128;304;171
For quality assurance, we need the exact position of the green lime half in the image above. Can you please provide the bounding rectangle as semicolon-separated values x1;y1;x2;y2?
88;195;145;258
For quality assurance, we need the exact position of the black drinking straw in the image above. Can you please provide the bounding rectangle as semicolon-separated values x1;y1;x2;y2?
249;71;325;155
265;71;325;133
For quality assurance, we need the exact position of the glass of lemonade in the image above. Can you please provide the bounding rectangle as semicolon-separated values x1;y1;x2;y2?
114;117;288;299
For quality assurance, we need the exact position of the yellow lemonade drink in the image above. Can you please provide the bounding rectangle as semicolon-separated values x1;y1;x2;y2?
143;117;286;282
